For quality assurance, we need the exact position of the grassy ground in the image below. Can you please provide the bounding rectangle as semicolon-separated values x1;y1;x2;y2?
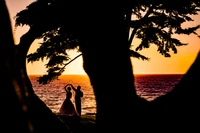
79;115;96;133
58;114;96;133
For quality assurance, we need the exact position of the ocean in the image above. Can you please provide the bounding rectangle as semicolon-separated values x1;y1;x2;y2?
29;74;183;115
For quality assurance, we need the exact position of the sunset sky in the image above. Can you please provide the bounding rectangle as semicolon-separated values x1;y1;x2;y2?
5;0;200;75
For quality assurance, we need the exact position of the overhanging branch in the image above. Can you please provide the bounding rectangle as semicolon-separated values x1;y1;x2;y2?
128;4;155;47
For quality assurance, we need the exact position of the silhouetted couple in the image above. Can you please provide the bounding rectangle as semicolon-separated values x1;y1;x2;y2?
59;84;83;117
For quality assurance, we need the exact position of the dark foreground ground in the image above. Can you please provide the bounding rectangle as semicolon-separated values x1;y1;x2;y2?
57;114;96;133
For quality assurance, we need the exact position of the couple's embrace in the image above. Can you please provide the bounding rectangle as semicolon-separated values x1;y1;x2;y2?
59;84;83;117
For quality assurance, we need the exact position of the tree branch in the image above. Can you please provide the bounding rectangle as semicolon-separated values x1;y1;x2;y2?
59;53;82;73
128;4;154;47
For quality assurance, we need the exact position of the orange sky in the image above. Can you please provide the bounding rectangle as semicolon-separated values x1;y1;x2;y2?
5;0;200;75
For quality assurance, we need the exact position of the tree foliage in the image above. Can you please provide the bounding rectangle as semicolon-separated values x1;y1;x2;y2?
26;27;80;84
15;0;200;84
128;1;200;56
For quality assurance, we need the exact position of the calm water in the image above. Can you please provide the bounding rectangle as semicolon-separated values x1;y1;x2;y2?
29;74;183;115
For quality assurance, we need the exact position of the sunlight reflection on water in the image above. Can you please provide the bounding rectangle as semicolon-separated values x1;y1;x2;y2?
29;74;182;115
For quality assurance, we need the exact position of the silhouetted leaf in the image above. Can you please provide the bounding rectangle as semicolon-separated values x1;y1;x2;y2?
164;53;171;57
175;25;200;35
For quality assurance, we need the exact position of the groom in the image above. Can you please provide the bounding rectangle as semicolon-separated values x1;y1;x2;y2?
69;84;84;115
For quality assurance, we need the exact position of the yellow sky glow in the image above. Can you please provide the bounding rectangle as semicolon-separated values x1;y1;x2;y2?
5;0;200;75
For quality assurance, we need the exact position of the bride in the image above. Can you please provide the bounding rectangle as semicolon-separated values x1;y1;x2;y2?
58;85;79;116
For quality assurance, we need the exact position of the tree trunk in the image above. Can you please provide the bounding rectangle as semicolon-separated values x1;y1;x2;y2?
1;1;34;132
151;51;200;132
15;28;39;95
1;1;71;133
79;5;148;132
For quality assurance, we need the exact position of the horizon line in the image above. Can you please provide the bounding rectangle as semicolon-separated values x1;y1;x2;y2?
28;73;185;76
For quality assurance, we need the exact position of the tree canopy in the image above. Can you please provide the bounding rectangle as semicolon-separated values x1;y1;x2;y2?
14;0;200;84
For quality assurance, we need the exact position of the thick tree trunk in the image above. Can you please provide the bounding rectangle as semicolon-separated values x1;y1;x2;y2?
1;2;71;133
1;1;34;132
15;28;39;95
79;5;148;132
151;51;200;132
